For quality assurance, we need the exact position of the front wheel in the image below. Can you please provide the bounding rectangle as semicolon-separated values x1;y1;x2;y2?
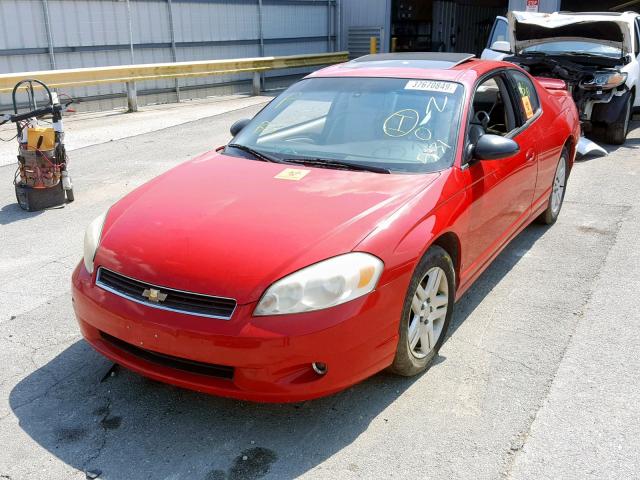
390;246;455;377
604;94;632;145
537;148;568;225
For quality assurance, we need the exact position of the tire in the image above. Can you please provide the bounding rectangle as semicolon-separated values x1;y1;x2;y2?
536;147;568;225
604;94;632;145
66;187;75;203
390;245;455;377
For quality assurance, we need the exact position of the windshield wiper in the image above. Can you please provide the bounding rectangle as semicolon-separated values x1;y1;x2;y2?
283;157;390;174
226;143;285;163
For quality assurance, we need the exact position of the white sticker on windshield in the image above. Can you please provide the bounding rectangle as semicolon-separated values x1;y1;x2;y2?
405;80;458;94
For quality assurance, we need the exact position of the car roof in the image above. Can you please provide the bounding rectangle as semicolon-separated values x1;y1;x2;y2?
308;53;510;85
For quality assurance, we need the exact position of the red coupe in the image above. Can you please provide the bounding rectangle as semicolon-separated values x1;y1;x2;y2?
72;53;580;402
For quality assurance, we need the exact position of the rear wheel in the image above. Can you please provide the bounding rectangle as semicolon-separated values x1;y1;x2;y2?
390;246;454;376
537;148;568;225
604;94;632;145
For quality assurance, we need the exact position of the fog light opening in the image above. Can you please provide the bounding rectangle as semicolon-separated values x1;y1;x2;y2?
312;362;328;375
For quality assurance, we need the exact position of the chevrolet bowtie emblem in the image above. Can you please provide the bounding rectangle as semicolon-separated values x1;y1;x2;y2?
142;288;168;303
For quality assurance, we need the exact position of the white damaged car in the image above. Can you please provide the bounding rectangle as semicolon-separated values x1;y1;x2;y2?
482;11;640;145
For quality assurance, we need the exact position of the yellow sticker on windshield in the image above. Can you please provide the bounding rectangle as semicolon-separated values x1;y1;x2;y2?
274;168;310;181
522;96;534;119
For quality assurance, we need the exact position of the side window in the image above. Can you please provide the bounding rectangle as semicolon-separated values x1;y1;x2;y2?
508;71;540;125
487;17;508;49
468;74;517;143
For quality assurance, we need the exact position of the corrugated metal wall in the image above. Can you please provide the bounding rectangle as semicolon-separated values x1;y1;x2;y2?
432;1;507;55
339;0;390;53
0;0;337;111
456;2;507;56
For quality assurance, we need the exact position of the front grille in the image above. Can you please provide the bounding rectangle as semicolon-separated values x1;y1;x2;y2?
96;268;236;319
100;331;234;380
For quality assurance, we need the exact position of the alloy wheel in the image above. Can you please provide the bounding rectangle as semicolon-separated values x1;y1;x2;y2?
550;156;566;216
408;266;448;359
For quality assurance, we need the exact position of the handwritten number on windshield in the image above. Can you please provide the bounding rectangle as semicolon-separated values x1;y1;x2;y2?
383;96;448;141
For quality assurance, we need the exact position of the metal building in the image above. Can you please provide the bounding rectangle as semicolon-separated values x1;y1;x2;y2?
0;0;338;111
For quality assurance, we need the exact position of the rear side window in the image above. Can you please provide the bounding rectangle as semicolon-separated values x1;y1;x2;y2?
508;71;540;124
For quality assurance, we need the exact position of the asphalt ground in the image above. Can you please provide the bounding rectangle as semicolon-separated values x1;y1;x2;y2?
0;99;638;480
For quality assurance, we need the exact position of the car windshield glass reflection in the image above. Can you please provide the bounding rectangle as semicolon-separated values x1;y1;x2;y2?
227;77;464;173
522;41;622;58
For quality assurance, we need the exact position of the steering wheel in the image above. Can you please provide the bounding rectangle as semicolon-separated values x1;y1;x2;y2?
472;110;490;129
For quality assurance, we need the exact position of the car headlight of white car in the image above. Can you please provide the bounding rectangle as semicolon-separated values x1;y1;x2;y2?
580;71;627;90
254;252;384;316
83;212;107;274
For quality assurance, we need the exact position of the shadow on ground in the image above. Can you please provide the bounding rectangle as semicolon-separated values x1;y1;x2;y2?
0;202;45;225
9;223;549;479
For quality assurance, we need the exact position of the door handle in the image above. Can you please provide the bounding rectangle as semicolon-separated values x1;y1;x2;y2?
525;150;536;162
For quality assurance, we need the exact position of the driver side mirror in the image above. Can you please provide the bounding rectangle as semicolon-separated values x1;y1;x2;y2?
472;134;519;161
490;40;511;53
230;118;251;137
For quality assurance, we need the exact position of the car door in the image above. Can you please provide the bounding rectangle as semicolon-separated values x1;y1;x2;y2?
458;70;540;284
480;16;510;60
505;69;548;210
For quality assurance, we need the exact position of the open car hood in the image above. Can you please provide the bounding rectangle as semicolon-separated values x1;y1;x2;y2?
508;11;633;56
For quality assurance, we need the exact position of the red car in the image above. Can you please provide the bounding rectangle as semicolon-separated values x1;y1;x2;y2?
72;53;579;402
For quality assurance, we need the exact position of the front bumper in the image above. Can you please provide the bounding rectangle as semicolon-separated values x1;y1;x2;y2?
72;262;407;402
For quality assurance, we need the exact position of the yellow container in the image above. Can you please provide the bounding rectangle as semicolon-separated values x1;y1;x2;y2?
27;126;56;151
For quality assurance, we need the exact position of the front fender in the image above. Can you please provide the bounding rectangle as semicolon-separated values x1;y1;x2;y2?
355;170;467;296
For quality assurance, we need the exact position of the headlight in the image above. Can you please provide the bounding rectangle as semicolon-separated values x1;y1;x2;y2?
254;253;384;316
580;72;627;90
83;212;107;274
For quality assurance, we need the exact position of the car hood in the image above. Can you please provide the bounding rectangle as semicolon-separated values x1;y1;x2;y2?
509;11;633;56
96;151;439;304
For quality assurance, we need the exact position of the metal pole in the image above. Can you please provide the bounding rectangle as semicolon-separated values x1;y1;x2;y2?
336;0;342;51
252;71;261;96
257;0;265;92
41;0;56;70
327;0;332;51
125;0;138;112
167;0;181;102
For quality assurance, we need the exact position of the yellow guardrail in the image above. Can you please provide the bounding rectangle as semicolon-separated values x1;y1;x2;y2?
0;52;349;111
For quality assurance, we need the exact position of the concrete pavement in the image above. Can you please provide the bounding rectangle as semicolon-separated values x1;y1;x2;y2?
508;136;640;480
0;99;638;480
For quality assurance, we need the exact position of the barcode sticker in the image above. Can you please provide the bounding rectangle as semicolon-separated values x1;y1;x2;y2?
405;80;458;94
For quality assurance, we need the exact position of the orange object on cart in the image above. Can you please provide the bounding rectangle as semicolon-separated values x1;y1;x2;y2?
27;126;56;150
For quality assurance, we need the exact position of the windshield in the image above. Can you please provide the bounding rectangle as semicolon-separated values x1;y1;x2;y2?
522;41;621;58
227;77;464;173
